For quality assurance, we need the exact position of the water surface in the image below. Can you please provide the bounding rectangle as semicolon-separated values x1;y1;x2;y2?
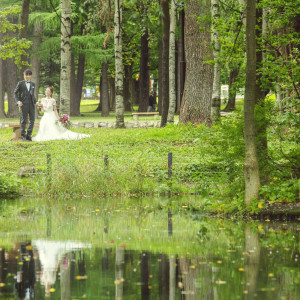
0;197;299;299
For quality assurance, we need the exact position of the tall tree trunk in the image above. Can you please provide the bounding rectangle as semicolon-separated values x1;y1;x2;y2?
160;0;170;127
19;0;30;75
244;0;260;205
60;0;72;115
255;3;268;184
132;78;139;106
74;53;85;115
114;0;125;128
223;67;239;112
6;58;19;118
124;64;132;111
179;0;213;125
158;41;163;113
102;62;110;116
109;77;116;110
30;23;42;101
0;32;6;119
177;9;185;114
167;0;176;123
138;2;150;112
211;0;221;122
70;52;76;115
6;16;19;118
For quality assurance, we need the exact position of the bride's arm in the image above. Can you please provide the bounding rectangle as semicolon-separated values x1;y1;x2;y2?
53;105;59;119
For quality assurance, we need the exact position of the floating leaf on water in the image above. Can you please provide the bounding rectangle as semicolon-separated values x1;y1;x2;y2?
49;288;55;293
217;260;222;264
258;202;263;209
25;245;32;250
178;282;184;289
189;265;196;269
238;268;244;271
265;219;270;222
0;283;5;287
268;273;274;277
243;290;248;294
215;280;226;285
148;285;152;289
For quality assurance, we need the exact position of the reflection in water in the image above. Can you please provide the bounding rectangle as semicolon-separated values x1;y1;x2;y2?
0;213;298;299
244;226;261;299
32;240;91;298
14;242;35;300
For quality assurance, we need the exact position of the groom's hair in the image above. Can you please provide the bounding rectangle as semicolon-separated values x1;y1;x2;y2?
24;69;32;75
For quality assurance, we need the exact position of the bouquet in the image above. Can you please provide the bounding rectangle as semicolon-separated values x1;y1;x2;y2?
57;114;72;128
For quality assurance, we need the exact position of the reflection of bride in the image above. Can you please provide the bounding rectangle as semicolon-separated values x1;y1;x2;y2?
32;86;90;142
32;240;91;297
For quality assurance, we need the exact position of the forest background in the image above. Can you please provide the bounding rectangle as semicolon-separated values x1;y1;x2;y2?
0;0;299;214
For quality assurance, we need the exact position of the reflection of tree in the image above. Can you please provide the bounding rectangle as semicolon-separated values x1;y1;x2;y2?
141;252;149;300
159;254;169;299
244;226;261;300
169;255;176;300
179;258;197;300
60;254;71;300
115;247;125;299
14;242;35;300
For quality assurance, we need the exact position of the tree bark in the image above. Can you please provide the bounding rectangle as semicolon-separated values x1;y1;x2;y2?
211;0;221;122
30;23;42;102
244;0;260;205
101;62;110;116
167;0;176;123
160;0;170;127
158;40;163;114
179;0;213;125
124;64;132;111
109;77;116;110
6;16;19;118
223;67;239;112
114;0;125;128
138;1;150;112
60;0;72;115
255;3;268;184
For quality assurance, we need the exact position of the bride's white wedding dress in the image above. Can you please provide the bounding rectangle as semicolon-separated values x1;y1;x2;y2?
32;97;90;142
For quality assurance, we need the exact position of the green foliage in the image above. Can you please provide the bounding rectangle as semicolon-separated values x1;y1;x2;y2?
0;173;20;197
0;6;32;66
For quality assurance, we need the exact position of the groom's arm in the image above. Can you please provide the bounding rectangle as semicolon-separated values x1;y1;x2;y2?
32;83;37;104
14;81;22;106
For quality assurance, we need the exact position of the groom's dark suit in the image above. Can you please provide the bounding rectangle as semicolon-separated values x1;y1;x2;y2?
14;80;37;139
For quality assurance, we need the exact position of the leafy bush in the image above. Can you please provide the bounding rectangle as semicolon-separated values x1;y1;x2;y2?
0;173;20;197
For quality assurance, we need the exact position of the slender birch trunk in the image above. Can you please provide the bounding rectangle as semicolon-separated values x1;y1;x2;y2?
114;0;125;128
160;0;170;127
167;0;177;123
60;0;71;115
244;0;260;205
211;0;221;122
0;32;5;118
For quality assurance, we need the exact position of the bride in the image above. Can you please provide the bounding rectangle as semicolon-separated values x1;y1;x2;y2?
33;86;90;142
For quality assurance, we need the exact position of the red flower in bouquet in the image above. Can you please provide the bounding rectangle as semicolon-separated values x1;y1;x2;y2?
57;114;72;128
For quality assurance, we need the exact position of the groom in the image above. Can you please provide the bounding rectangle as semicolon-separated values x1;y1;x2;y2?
14;69;37;141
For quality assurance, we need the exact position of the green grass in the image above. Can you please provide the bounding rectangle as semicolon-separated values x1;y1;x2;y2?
0;97;298;214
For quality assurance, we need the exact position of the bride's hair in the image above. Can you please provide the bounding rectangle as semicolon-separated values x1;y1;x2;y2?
47;86;54;96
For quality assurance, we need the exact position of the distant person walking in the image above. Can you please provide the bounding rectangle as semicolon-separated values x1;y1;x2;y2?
147;91;156;112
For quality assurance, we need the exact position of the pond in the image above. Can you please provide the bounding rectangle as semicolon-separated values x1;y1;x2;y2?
0;197;299;299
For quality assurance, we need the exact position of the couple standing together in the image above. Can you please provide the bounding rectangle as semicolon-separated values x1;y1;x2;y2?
14;69;89;142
